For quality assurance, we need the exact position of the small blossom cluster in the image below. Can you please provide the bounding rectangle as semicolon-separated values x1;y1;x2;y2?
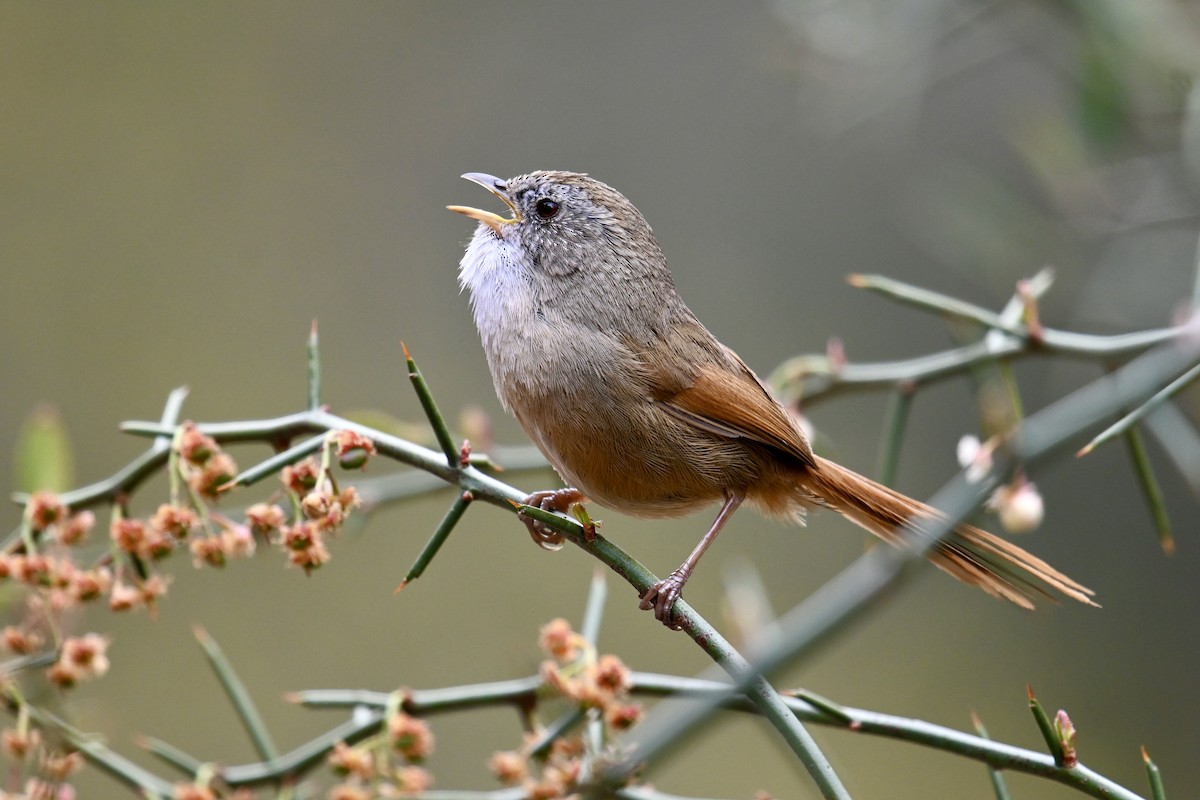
0;720;83;800
24;493;93;548
537;622;635;719
5;494;120;692
11;425;371;603
0;427;382;795
487;618;644;798
0;623;110;691
326;710;433;798
276;441;368;574
177;423;239;501
108;505;252;571
45;634;109;689
89;424;256;594
170;784;256;800
170;783;258;800
0;552;111;613
0;428;374;713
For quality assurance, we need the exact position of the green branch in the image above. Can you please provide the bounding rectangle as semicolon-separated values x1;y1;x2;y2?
771;274;1189;406
4;304;1191;799
293;669;1147;800
96;410;847;795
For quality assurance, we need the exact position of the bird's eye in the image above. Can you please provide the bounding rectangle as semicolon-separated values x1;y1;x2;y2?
534;198;560;220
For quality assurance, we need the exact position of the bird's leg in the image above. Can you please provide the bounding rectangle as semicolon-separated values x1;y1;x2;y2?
518;487;591;550
640;491;745;629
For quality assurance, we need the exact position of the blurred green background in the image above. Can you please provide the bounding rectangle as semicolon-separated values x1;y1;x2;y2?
3;2;1199;797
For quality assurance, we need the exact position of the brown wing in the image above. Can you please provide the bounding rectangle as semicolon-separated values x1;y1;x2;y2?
652;344;816;468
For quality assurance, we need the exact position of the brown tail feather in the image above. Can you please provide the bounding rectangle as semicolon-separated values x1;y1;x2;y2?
802;456;1098;608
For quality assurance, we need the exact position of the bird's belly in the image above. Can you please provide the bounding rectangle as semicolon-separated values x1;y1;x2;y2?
487;319;767;516
513;391;754;518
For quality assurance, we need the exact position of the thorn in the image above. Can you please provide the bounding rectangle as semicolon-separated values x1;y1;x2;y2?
846;273;866;287
794;689;857;727
401;341;412;361
394;579;409;594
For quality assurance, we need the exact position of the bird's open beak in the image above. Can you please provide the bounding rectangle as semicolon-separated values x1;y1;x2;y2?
447;172;521;236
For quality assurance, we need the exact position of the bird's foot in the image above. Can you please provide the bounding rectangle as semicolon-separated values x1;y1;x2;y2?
639;571;688;630
517;488;590;550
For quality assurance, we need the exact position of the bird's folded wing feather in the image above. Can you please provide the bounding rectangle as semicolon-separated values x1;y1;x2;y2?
651;347;815;468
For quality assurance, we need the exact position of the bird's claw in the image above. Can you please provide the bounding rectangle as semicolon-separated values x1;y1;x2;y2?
518;488;588;551
639;572;687;630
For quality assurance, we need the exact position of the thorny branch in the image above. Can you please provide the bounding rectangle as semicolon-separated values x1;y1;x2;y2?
1;278;1195;799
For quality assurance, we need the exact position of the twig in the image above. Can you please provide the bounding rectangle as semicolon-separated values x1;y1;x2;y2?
1142;404;1200;496
192;625;279;762
140;735;205;777
580;569;608;647
875;382;913;485
19;703;179;797
397;491;474;590
771;274;1188;406
971;712;1012;800
1123;427;1174;554
847;272;1180;355
404;342;460;467
225;433;326;489
1027;686;1065;766
1142;746;1167;800
1076;363;1200;456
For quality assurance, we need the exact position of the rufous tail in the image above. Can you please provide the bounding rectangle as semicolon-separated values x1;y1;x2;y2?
804;456;1097;609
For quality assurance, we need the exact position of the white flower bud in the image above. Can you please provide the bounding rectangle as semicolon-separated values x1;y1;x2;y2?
957;435;992;483
994;481;1044;533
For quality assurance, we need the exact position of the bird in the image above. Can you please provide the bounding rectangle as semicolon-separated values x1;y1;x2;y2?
449;170;1095;628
